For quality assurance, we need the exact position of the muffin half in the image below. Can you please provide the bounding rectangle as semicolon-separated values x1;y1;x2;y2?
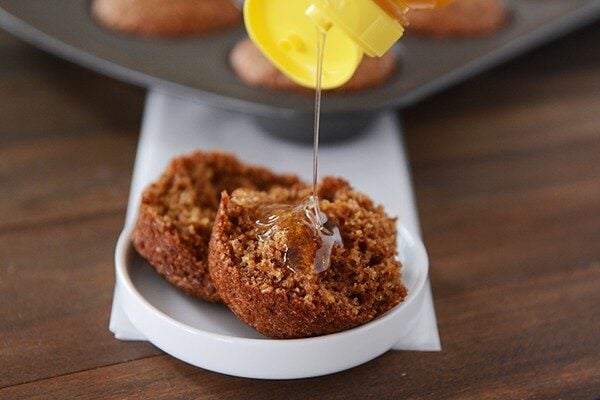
209;176;407;338
133;151;300;302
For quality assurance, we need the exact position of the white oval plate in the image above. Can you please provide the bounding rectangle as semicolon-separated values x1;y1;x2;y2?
115;223;429;379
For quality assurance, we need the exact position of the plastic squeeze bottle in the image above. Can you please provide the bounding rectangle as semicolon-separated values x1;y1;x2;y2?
244;0;452;89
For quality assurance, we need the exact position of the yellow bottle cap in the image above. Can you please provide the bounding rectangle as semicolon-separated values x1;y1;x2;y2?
244;0;446;89
244;0;364;89
307;0;405;58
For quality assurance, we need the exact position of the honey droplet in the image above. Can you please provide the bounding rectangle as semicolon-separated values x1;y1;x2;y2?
255;196;342;273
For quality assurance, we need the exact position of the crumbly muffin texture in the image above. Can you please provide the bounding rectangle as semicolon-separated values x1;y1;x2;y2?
209;176;407;338
132;151;300;302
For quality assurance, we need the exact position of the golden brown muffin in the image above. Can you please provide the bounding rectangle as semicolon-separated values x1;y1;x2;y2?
91;0;242;37
230;38;397;94
209;176;407;338
132;151;300;302
407;0;507;38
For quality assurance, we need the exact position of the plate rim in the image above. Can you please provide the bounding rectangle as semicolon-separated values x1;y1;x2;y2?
114;222;429;378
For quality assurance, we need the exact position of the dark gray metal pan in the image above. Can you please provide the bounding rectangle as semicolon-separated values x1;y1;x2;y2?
0;0;599;140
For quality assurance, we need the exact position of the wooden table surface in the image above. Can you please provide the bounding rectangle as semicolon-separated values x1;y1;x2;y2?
1;21;599;399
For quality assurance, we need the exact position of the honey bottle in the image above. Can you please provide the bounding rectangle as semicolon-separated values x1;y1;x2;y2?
244;0;452;89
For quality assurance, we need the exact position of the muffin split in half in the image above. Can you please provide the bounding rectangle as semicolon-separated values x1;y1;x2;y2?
132;151;300;302
209;177;407;338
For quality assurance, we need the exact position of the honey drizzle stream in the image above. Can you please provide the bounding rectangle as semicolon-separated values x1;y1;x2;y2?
254;28;342;274
311;27;326;224
310;27;343;273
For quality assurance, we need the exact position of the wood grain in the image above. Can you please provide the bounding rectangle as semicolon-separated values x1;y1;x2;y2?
0;31;144;229
0;36;144;142
0;19;599;400
0;214;161;388
0;131;137;230
1;264;598;399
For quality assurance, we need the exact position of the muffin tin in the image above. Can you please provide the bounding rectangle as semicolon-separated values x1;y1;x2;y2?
0;0;599;139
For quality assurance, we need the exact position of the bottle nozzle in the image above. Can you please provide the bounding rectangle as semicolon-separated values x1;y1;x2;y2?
305;4;333;32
